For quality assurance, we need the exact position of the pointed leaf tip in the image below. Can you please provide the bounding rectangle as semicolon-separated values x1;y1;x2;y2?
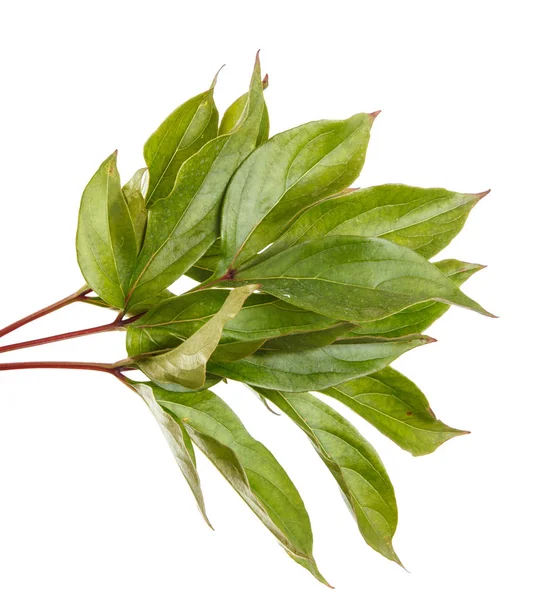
262;73;269;89
476;189;491;200
369;110;382;121
210;64;226;89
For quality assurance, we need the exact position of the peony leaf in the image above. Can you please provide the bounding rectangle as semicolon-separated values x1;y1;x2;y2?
135;285;258;389
261;184;488;262
125;55;266;310
122;167;148;252
139;383;330;586
208;335;434;392
256;388;401;564
76;151;138;308
322;367;468;456
229;235;494;322
144;85;219;206
216;113;375;275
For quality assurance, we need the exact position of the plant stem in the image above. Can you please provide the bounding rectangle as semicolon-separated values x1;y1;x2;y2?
0;284;92;339
0;361;135;376
0;313;143;355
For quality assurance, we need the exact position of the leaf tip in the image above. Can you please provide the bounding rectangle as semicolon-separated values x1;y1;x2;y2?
475;188;491;201
369;109;382;122
262;73;269;90
211;64;226;89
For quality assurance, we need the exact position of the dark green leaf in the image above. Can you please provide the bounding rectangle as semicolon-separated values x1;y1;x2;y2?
122;167;148;252
133;382;210;525
262;184;488;262
322;367;468;456
138;383;329;586
135;285;258;389
256;388;400;564
219;74;270;146
125;55;267;310
208;335;433;392
144;85;219;206
350;259;485;337
216;113;375;275
261;322;357;352
230;235;493;322
185;239;221;282
76;151;137;308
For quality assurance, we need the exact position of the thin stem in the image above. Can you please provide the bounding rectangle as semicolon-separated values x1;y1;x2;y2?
0;313;143;355
0;361;135;376
0;285;92;339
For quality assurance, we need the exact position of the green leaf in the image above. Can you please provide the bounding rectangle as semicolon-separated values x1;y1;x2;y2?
185;239;221;282
322;367;468;456
133;383;210;525
230;235;493;322
350;259;485;337
256;388;400;564
262;184;489;262
135;285;258;389
125;55;266;310
144;85;219;206
219;73;270;146
126;290;339;356
261;322;357;352
216;112;375;275
208;335;433;392
76;151;138;308
122;168;148;252
138;383;329;586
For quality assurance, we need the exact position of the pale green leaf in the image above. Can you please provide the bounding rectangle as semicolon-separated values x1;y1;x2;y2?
76;151;137;308
144;86;219;206
208;335;433;392
135;285;258;389
262;184;488;262
350;259;486;337
138;383;329;586
322;367;468;456
216;113;375;275
125;55;266;310
229;235;493;322
219;74;270;146
134;383;210;525
122;167;148;252
256;388;401;564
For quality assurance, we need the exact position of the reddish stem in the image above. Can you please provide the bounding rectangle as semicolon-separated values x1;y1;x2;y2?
0;361;135;376
0;285;92;339
0;313;143;355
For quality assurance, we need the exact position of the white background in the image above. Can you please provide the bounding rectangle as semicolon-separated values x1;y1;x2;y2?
0;1;556;598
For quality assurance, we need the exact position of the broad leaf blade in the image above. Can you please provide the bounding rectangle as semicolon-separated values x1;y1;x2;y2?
217;113;375;274
135;285;258;389
144;86;219;206
76;151;137;308
219;74;270;146
126;55;266;310
231;235;493;322
322;367;468;456
134;383;210;525
139;384;329;585
351;259;485;337
264;184;488;261
122;167;148;252
256;388;400;563
208;335;433;392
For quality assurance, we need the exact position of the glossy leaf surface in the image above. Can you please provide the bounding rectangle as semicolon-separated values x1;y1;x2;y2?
140;383;328;585
323;367;468;456
217;113;374;274
76;152;137;308
122;168;148;252
256;388;400;563
208;335;433;392
125;56;266;310
144;87;218;206
265;184;488;261
135;285;258;389
134;383;210;524
231;235;493;322
350;259;485;337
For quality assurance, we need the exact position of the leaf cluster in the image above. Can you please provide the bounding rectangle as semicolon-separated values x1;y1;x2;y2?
73;54;492;583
